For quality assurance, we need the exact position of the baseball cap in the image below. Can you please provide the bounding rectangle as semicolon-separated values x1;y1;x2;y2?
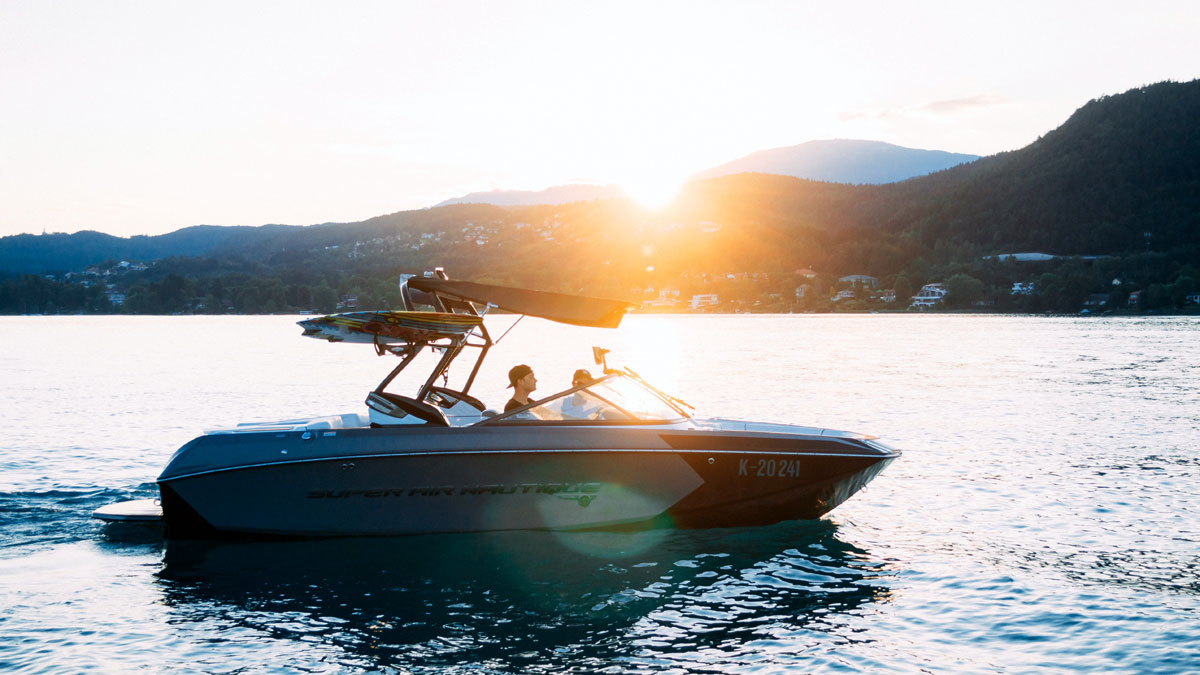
507;364;533;388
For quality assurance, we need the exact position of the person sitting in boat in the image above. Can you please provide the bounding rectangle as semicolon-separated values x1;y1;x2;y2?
504;364;538;414
571;369;593;389
561;369;602;419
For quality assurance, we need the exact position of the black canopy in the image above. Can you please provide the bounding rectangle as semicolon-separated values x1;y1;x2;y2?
407;278;634;328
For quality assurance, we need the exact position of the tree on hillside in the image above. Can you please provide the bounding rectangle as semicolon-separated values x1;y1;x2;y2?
893;276;913;305
944;273;985;309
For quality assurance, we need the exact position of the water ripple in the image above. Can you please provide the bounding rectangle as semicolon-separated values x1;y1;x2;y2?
3;316;1200;672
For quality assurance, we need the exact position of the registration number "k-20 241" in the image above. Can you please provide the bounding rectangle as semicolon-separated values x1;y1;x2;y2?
738;457;805;478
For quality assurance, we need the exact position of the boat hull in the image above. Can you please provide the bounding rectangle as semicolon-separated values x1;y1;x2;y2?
157;426;897;538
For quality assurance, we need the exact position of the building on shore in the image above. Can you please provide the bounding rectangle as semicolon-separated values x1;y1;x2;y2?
690;294;719;311
910;283;947;309
839;274;878;288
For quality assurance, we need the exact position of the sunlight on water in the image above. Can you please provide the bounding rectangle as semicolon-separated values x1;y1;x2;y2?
613;314;686;394
2;315;1199;673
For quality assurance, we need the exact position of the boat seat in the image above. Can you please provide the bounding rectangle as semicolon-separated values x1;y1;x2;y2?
206;413;371;434
425;386;486;411
366;392;450;427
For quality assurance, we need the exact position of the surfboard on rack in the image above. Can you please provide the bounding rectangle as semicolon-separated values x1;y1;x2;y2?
298;311;483;345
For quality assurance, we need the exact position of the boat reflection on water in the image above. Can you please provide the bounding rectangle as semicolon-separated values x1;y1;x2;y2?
154;522;896;671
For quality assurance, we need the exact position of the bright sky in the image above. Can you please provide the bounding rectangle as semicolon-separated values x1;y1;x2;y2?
1;0;1197;237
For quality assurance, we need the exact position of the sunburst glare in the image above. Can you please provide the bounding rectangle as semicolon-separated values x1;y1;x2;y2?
621;175;685;210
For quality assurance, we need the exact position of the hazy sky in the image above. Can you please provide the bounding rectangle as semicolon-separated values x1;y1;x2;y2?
2;0;1197;238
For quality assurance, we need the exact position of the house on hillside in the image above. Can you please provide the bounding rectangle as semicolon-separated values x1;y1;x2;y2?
642;289;681;310
690;294;719;310
984;252;1058;262
910;283;947;309
1012;282;1035;295
839;274;877;288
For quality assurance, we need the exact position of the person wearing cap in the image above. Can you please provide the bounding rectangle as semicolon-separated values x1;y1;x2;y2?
571;369;593;388
504;364;538;413
562;368;601;419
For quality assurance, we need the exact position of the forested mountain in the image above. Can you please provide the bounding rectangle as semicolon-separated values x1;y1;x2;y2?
691;139;979;184
2;80;1197;314
0;224;301;275
670;80;1199;274
870;80;1200;255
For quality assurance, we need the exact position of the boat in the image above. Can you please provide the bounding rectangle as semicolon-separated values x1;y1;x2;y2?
96;269;900;537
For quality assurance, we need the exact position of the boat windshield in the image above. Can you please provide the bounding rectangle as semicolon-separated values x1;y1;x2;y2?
484;373;687;424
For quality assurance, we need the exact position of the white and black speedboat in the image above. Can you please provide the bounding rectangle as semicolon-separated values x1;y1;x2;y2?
96;271;899;537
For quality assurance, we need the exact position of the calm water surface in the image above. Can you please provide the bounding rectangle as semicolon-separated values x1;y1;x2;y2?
1;315;1198;673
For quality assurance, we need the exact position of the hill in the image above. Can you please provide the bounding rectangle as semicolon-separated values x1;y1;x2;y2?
2;80;1198;315
873;81;1200;256
673;80;1200;261
691;139;979;184
0;224;301;275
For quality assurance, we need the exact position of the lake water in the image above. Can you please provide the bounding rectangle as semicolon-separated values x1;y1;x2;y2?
1;314;1198;673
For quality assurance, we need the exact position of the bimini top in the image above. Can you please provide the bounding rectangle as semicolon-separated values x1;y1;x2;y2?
298;272;634;351
407;277;634;329
296;270;637;416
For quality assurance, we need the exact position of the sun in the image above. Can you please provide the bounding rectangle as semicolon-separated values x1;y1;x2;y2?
620;175;685;210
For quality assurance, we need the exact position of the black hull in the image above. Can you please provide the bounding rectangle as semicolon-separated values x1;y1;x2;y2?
157;425;897;538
